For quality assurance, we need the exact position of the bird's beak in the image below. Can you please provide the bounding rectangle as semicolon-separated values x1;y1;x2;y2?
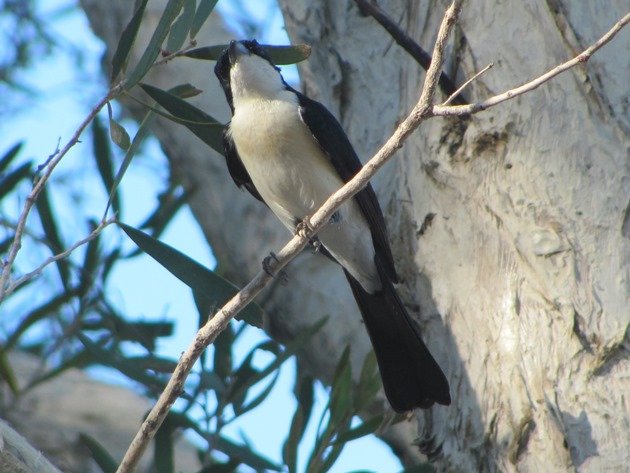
228;40;249;64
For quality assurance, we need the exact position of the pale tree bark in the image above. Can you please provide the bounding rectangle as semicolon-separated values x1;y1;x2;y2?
79;0;629;471
278;0;629;471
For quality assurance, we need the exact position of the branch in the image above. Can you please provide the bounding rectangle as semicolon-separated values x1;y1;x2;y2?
353;0;467;105
0;89;118;302
2;217;116;298
115;2;465;472
433;12;630;116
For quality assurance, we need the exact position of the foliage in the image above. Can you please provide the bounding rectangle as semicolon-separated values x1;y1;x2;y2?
0;2;393;473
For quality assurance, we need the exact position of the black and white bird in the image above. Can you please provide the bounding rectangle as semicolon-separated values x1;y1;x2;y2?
215;39;450;412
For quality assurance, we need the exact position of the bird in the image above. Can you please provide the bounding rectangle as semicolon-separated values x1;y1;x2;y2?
214;39;450;412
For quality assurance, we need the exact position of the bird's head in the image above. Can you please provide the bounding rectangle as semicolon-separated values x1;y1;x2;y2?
215;39;287;110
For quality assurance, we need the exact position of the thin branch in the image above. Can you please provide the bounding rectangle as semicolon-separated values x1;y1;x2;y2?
0;88;118;303
2;217;116;299
115;3;466;472
353;0;467;105
434;12;630;116
442;62;493;106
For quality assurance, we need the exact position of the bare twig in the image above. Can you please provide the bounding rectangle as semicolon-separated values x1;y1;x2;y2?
434;13;630;116
442;62;493;106
353;0;467;105
0;88;118;303
115;2;466;472
2;217;116;299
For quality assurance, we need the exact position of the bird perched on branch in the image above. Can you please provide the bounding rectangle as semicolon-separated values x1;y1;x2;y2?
214;39;450;412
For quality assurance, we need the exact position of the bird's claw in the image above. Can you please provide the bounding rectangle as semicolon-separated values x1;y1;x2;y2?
309;236;322;253
262;252;288;285
295;218;314;238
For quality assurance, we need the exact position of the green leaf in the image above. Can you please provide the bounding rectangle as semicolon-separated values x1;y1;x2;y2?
184;43;312;65
138;185;189;240
92;115;121;215
168;82;203;98
0;142;24;173
212;319;234;381
75;334;168;394
107;103;131;150
124;0;186;90
104;110;155;219
328;347;353;427
119;223;264;327
190;0;219;38
0;349;19;394
140;83;224;154
4;288;79;351
79;221;101;295
196;460;241;473
0;161;31;199
166;0;195;52
79;433;118;473
354;351;380;410
213;435;282;472
35;186;71;289
111;0;149;81
333;415;383;444
154;415;176;473
282;374;314;473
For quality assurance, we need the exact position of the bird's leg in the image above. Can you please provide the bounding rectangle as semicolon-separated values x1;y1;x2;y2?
309;236;322;253
262;252;288;285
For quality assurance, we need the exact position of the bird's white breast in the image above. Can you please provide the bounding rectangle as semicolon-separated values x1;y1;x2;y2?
229;92;380;292
229;93;343;227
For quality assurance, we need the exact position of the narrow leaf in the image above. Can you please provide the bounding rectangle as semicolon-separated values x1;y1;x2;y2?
154;415;175;473
111;0;149;81
166;0;195;52
104;110;155;218
0;142;24;173
5;289;79;351
108;114;131;151
333;415;383;444
124;0;186;90
140;83;224;154
0;349;19;394
0;161;31;198
92;115;121;215
213;435;282;472
329;347;353;427
190;0;219;38
79;433;118;473
184;43;312;65
119;223;264;326
35;186;71;288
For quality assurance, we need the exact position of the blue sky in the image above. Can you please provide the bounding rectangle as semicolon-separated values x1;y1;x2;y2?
0;1;403;472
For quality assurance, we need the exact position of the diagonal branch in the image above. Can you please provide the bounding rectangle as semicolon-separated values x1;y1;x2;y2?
113;4;630;473
0;89;117;303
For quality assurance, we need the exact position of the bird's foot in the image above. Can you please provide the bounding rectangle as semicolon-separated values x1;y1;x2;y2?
295;217;314;239
309;236;322;253
262;252;288;285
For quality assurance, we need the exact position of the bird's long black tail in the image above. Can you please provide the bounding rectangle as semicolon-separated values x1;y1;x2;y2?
344;261;451;412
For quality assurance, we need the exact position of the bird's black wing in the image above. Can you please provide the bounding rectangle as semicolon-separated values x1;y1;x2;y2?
222;125;265;203
296;91;397;282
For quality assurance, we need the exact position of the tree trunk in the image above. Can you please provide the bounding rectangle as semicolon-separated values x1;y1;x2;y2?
278;0;629;471
80;0;629;470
